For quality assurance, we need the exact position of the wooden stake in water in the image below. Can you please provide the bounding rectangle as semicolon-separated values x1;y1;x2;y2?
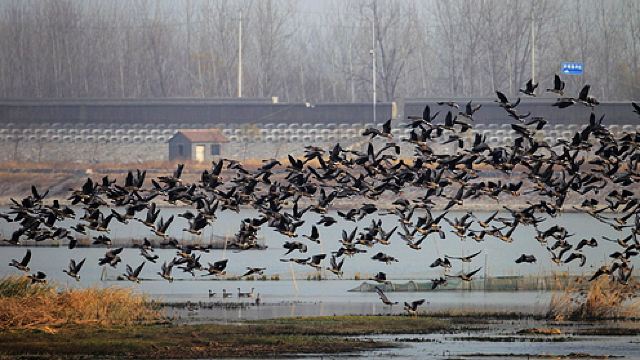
222;231;229;259
289;262;299;297
484;251;488;290
319;234;324;254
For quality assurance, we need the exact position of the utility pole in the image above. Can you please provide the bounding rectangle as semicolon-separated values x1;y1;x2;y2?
371;1;377;126
531;16;535;84
238;10;243;98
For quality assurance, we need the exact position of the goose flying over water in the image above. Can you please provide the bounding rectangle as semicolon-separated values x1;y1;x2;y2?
9;249;31;272
375;286;398;308
327;255;344;278
307;253;326;270
203;259;228;276
3;75;640;294
242;267;266;277
515;254;536;264
124;262;145;283
445;250;482;263
63;258;85;281
404;299;426;316
431;277;447;289
98;248;123;268
158;261;174;282
446;267;482;282
152;216;174;239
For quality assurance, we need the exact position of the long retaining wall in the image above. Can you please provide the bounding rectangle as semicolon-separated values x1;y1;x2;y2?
0;138;379;163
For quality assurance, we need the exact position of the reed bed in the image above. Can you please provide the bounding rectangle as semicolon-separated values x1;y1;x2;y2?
547;277;640;320
0;276;162;330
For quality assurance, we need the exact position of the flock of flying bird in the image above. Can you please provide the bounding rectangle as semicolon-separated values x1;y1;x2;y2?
5;74;640;315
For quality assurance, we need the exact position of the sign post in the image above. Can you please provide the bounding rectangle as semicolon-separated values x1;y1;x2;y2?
561;62;584;75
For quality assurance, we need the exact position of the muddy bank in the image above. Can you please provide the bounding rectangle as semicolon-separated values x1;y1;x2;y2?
1;315;638;359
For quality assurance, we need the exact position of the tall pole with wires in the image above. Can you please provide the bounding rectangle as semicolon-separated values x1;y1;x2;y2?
371;1;377;126
238;10;243;98
531;16;535;84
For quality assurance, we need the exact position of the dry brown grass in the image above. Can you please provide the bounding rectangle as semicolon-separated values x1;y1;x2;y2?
0;160;178;171
0;276;162;330
547;277;640;320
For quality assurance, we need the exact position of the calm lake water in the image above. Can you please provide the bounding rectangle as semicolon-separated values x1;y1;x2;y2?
0;209;632;317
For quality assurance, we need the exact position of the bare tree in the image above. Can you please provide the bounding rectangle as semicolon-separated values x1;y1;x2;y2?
0;0;636;101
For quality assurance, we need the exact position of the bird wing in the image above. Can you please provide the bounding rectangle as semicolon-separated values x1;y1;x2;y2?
288;154;298;169
162;215;174;232
496;91;508;104
341;229;349;242
578;85;590;100
444;111;454;127
214;259;228;270
466;267;482;278
485;210;498;222
467;250;482;259
348;227;358;242
125;171;134;187
422;105;431;121
375;287;391;302
383;119;392;134
134;262;145;277
174;163;184;179
412;299;426;308
21;249;31;266
554;74;561;89
76;258;86;271
195;215;208;230
330;255;338;268
212;159;223;175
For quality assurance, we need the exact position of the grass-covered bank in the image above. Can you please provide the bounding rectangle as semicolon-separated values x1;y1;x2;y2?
0;316;447;358
0;277;448;357
547;277;640;320
0;276;161;330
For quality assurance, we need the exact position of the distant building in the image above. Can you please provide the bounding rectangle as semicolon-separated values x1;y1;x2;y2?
168;129;229;162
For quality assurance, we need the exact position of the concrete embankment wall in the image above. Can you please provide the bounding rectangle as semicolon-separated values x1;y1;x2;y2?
0;140;366;163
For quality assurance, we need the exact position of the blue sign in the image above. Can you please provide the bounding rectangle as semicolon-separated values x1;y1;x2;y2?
561;62;584;75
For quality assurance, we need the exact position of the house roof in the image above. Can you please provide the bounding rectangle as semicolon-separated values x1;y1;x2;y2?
174;129;229;143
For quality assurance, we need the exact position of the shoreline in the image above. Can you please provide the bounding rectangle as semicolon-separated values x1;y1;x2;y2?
1;315;638;359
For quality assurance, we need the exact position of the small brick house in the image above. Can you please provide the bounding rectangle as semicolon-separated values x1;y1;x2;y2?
168;129;229;162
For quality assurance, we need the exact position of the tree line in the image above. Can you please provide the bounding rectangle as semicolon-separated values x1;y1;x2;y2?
0;0;637;102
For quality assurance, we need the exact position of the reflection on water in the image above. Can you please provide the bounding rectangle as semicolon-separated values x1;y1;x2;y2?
350;331;640;360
